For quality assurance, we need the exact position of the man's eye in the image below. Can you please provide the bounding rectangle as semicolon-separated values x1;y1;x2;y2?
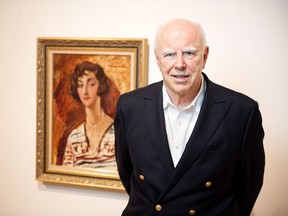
163;53;176;59
183;51;196;59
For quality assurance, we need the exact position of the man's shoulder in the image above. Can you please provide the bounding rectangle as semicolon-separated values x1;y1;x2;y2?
206;76;257;106
119;81;162;100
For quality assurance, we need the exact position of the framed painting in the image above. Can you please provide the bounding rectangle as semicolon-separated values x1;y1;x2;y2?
36;37;148;190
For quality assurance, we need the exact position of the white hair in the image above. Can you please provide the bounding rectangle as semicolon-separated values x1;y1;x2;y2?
154;19;207;51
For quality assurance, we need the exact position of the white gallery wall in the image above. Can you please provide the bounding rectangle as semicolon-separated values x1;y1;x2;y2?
0;0;287;215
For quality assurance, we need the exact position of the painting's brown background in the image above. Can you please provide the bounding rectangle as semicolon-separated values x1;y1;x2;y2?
52;54;131;165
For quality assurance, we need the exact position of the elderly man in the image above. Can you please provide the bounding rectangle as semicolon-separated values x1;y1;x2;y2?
114;18;265;216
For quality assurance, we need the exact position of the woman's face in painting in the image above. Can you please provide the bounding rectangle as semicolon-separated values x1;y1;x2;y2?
77;70;100;108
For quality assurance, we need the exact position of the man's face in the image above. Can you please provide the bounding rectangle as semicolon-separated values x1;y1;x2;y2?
155;23;209;98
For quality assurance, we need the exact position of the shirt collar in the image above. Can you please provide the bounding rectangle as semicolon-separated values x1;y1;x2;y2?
162;74;206;113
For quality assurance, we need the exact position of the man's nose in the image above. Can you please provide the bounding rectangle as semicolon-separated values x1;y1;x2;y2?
175;53;186;69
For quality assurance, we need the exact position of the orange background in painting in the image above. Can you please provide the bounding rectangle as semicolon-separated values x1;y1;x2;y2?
52;54;132;165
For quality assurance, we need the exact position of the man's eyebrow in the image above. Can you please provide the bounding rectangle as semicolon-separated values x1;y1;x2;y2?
161;48;175;55
161;47;198;55
183;47;197;52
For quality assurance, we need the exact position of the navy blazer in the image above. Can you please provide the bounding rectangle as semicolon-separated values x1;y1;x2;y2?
114;73;265;216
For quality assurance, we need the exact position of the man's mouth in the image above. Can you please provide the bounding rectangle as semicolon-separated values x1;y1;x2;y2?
172;74;190;78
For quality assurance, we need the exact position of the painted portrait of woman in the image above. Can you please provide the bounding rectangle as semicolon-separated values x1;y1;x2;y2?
55;60;120;170
36;38;147;189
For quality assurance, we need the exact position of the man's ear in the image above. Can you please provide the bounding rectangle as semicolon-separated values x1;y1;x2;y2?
203;46;209;69
154;49;161;66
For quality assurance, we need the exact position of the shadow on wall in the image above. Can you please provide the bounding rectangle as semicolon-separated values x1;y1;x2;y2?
271;206;288;216
251;206;288;216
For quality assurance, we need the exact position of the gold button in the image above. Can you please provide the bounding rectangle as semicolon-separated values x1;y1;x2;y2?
155;204;162;211
139;175;145;180
205;181;212;187
189;209;196;215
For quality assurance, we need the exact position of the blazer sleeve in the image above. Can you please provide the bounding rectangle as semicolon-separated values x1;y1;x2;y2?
114;98;133;194
239;101;265;215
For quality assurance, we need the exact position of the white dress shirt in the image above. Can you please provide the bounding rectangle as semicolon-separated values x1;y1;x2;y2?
162;75;206;167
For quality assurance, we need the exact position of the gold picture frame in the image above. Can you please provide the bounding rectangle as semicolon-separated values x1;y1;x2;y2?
36;37;148;190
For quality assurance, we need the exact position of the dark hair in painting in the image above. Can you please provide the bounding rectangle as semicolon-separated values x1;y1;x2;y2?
70;61;110;102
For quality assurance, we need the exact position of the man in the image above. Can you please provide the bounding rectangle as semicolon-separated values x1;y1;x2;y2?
114;19;265;216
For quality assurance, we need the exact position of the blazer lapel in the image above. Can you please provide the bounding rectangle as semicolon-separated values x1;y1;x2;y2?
138;82;175;176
